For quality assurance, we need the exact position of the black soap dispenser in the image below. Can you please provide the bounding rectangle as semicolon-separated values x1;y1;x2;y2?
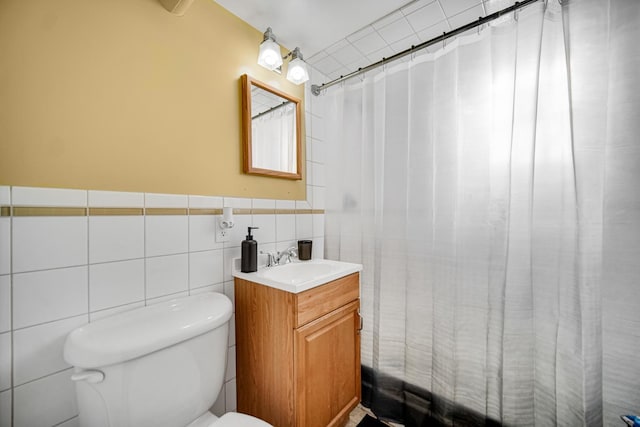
241;227;259;273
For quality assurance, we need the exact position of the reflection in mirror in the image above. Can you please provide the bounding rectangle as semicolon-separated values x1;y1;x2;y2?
242;75;302;180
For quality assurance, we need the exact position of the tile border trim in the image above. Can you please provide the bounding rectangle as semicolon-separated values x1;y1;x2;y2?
1;206;324;217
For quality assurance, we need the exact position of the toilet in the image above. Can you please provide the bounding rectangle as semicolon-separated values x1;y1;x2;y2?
63;292;270;427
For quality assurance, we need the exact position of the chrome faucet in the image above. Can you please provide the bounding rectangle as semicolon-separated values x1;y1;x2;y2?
261;246;298;267
276;246;298;265
260;251;277;267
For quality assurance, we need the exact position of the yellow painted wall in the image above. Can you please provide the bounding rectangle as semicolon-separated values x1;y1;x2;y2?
0;0;305;199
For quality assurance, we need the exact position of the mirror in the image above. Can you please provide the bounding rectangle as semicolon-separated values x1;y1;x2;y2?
241;74;302;180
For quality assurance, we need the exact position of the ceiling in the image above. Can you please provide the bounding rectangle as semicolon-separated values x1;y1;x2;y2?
216;0;500;83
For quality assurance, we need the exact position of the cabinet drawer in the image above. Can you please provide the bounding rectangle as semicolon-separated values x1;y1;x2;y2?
294;273;359;327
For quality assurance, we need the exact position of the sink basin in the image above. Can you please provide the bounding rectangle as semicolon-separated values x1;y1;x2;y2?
232;259;362;293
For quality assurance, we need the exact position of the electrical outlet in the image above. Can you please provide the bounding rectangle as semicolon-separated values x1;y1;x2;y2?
215;222;231;243
216;229;231;243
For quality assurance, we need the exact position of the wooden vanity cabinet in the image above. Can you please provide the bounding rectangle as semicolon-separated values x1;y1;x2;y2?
234;272;361;427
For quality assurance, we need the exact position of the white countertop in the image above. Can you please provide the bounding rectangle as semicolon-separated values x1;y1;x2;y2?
232;258;363;293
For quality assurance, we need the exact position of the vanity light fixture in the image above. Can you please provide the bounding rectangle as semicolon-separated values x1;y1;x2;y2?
285;48;309;85
257;28;310;85
257;27;283;71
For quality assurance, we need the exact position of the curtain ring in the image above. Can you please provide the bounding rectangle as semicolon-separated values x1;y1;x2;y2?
514;3;520;21
442;32;446;50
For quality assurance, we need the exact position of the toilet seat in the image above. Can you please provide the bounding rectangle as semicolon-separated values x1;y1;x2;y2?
214;412;272;427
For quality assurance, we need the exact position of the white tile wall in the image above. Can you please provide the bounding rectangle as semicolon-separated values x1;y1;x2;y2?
89;216;144;264
89;259;145;311
88;190;144;207
0;276;10;333
12;217;88;273
13;369;77;427
0;332;10;391
0;55;327;425
145;254;189;299
189;216;223;252
11;187;86;207
13;267;88;329
0;390;10;427
0;219;10;275
145;216;189;257
189;250;224;290
13;315;87;386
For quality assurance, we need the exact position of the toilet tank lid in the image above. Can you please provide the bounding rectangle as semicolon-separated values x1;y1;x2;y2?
63;292;232;368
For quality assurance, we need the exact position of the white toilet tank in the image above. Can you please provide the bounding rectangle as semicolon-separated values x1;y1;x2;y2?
64;292;232;427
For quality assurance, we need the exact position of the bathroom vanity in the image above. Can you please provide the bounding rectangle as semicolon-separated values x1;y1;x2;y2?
233;260;362;427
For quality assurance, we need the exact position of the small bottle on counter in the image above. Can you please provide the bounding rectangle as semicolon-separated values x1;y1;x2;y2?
241;227;259;273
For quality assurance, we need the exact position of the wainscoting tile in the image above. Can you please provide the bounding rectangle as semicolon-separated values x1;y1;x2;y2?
11;187;86;207
88;190;143;207
13;315;87;386
0;389;11;427
225;346;236;382
223;248;240;282
89;216;144;264
146;291;189;305
223;197;251;209
296;214;313;240
89;260;144;312
313;238;325;259
275;200;295;210
225;379;237;413
189;283;224;296
13;266;88;329
276;214;296;243
312;186;325;209
0;187;9;205
145;216;188;257
144;193;188;208
250;215;276;244
0;218;9;275
12;217;87;273
252;198;276;209
189;215;223;252
89;301;144;322
188;195;223;209
0;276;9;333
13;368;77;427
313;214;325;238
227;214;252;248
189;250;223;289
145;254;188;299
0;332;10;391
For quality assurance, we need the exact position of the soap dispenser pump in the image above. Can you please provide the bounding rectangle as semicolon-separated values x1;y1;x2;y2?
241;227;259;273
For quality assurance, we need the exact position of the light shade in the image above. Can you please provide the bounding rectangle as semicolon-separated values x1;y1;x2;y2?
286;48;309;85
258;39;283;71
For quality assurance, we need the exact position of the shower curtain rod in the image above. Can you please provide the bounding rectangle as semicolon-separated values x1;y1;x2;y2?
251;100;293;120
310;0;541;96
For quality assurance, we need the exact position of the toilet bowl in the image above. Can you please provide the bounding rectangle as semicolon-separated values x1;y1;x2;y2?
63;292;271;427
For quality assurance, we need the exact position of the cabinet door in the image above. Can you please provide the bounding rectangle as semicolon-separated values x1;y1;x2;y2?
295;300;361;427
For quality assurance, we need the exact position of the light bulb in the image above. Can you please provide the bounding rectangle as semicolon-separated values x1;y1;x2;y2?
286;57;309;85
258;39;283;71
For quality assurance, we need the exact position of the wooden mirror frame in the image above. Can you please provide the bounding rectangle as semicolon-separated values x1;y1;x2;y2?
241;74;303;180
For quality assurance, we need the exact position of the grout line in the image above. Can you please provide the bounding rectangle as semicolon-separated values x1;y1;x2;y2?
52;415;79;427
12;367;73;389
12;312;87;333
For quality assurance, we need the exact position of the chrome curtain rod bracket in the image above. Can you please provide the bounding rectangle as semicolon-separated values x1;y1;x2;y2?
311;0;541;96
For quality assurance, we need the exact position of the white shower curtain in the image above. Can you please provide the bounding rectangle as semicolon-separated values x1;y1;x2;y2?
324;1;640;425
251;102;297;172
